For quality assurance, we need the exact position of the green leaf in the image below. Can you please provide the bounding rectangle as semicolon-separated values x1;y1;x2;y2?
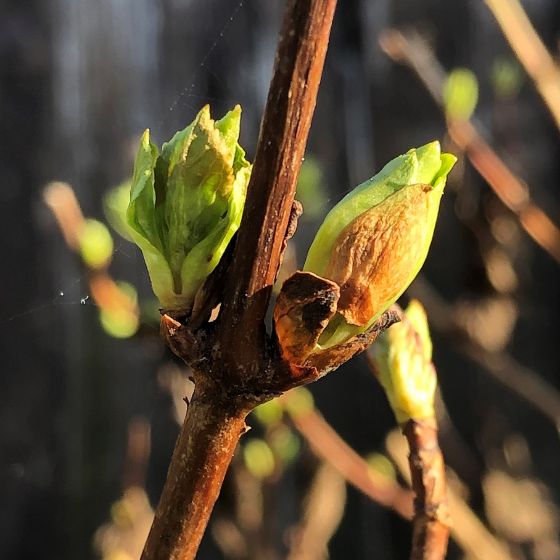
127;105;251;310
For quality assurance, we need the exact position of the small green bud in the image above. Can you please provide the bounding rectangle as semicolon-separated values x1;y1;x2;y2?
99;282;139;339
282;387;315;418
127;105;251;311
78;219;114;269
253;399;284;426
369;300;437;424
304;141;456;348
443;68;479;121
243;439;276;479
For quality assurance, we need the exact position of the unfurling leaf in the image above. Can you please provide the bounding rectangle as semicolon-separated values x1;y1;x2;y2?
127;105;251;311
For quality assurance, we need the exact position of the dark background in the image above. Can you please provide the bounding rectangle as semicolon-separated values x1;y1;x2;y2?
1;0;560;558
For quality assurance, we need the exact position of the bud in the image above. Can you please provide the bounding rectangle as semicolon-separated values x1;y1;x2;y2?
78;219;114;270
127;105;251;311
369;300;437;424
304;141;456;347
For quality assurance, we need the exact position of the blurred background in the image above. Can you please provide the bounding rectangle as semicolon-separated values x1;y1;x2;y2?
2;0;560;558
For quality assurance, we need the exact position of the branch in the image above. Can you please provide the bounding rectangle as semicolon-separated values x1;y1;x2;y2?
141;2;338;558
380;29;560;265
219;0;338;371
403;419;451;560
281;392;414;519
483;0;560;130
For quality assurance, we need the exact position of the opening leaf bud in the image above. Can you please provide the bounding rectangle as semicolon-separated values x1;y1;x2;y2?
304;141;456;348
369;300;437;424
127;105;251;311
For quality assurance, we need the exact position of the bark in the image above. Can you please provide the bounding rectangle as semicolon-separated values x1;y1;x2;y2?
141;386;251;560
403;419;451;560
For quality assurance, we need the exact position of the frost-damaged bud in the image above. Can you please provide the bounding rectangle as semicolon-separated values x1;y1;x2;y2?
303;141;456;348
369;300;436;424
127;105;251;311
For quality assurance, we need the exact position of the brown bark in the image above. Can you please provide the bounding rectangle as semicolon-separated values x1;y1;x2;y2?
403;419;451;560
218;0;338;374
141;385;251;560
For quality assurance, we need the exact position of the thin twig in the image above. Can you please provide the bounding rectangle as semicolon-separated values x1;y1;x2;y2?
482;0;560;130
380;29;560;265
403;419;451;560
219;0;338;371
386;430;512;560
43;181;139;322
410;276;560;429
281;392;414;519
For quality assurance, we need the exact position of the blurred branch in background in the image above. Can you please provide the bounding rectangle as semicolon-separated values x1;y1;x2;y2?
410;276;560;430
43;181;140;338
380;29;560;265
482;0;560;130
280;389;414;520
286;462;346;560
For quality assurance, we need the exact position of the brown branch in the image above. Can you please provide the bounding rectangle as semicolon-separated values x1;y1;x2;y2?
410;276;560;427
403;419;451;560
380;29;560;265
141;390;250;560
386;430;512;560
218;0;338;373
482;0;560;130
282;393;414;519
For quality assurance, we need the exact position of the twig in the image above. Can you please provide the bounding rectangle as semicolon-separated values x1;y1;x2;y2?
482;0;560;130
218;0;338;370
410;276;560;429
141;2;338;558
403;419;451;560
380;29;560;265
43;181;139;322
281;392;414;519
386;430;512;560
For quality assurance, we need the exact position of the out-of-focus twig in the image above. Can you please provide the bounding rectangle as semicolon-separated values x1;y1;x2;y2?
482;0;560;130
380;29;560;265
286;462;346;560
386;430;512;560
410;276;560;430
43;181;139;322
281;392;414;520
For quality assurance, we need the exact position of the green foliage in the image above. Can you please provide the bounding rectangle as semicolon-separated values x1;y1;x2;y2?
369;300;436;424
127;105;251;311
78;219;114;270
443;68;479;121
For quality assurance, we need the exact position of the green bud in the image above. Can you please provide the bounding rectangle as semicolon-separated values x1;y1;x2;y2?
253;399;284;426
243;439;276;479
99;281;139;339
304;141;456;348
369;300;436;424
443;68;479;121
78;219;114;270
127;105;251;311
